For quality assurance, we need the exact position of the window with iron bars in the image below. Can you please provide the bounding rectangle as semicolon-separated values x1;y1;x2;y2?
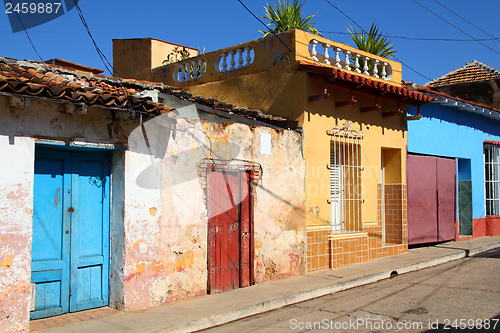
328;121;364;232
485;144;500;216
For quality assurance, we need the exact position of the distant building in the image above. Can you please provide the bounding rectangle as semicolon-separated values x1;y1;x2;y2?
406;61;500;244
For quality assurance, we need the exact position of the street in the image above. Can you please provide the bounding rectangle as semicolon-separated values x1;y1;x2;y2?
201;248;500;332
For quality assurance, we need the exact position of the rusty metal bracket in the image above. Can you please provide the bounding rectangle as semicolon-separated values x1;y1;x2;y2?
360;96;381;112
335;89;357;108
382;102;402;117
308;83;329;102
407;105;422;121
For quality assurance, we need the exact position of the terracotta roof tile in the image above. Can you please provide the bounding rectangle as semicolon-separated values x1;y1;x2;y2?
424;87;500;114
427;60;500;87
0;57;294;128
297;61;433;105
0;57;174;115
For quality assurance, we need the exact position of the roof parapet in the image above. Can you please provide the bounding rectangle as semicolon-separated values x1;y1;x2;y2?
152;30;403;87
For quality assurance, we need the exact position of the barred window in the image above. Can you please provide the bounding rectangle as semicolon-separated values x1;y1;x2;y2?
485;144;500;215
328;121;363;232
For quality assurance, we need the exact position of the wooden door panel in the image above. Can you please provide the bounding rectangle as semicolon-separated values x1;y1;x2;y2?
32;148;110;319
208;169;252;293
31;152;71;319
437;158;456;242
70;153;110;312
407;154;438;245
240;172;251;287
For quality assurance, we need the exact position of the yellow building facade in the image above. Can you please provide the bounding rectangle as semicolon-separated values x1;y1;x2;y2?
114;30;432;272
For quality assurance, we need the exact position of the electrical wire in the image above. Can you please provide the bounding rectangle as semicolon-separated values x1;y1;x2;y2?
412;0;500;56
72;0;116;76
71;0;144;117
433;0;500;44
8;0;50;71
320;31;500;42
323;0;431;81
236;0;292;52
323;0;362;31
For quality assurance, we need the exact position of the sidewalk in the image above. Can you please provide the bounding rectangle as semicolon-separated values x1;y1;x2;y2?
35;236;500;333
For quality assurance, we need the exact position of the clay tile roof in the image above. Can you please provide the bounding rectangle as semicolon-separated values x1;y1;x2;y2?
426;88;500;114
297;61;433;105
426;60;500;87
0;56;295;128
0;57;173;115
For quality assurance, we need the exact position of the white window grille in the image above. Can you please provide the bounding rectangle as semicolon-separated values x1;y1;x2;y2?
327;121;364;233
485;144;500;215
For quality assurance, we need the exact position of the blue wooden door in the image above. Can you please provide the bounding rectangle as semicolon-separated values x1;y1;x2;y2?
31;148;110;319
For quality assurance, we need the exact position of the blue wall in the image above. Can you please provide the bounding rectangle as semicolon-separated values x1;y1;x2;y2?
407;103;500;219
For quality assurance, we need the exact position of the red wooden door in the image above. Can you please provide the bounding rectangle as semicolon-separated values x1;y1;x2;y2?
208;168;252;293
407;154;456;245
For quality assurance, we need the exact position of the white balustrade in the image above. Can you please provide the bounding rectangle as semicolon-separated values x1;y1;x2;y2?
217;46;254;73
309;40;392;80
229;50;236;70
381;62;388;80
311;40;318;61
373;60;379;78
324;44;330;65
354;54;361;73
174;59;207;83
363;57;369;75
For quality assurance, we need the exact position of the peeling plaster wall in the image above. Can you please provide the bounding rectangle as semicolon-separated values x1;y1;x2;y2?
0;135;34;333
121;117;305;311
0;96;136;332
0;95;306;326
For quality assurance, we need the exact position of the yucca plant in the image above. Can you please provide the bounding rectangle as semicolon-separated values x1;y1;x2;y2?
347;23;395;58
260;0;322;36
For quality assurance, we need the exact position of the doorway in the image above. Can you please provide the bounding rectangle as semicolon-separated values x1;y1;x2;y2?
207;167;254;293
407;154;456;245
31;147;110;319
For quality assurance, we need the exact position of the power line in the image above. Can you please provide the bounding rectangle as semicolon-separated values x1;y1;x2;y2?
71;0;143;116
8;0;49;70
433;0;500;44
323;0;362;31
72;0;117;77
320;30;500;42
412;0;500;56
323;0;431;81
235;0;292;52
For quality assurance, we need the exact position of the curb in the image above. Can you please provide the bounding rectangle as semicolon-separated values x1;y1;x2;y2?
154;242;500;333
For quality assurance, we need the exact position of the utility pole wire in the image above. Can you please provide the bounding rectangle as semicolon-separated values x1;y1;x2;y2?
413;0;500;56
433;0;500;44
324;0;431;81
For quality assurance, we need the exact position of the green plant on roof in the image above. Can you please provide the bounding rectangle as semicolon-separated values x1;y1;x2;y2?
347;23;395;59
163;46;207;78
260;0;322;36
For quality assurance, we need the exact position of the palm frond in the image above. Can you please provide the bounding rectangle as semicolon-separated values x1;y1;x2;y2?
347;23;395;58
260;0;322;36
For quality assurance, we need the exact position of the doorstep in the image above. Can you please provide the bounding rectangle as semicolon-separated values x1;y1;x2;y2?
29;307;119;331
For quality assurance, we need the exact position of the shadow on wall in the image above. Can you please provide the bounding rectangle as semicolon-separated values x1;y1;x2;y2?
127;103;312;223
407;103;500;137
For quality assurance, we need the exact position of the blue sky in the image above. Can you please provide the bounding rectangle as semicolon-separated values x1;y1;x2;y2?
2;0;500;85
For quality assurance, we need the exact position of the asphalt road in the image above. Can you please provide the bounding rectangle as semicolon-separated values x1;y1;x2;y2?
201;248;500;332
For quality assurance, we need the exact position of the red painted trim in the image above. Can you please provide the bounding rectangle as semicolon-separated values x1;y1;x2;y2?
428;89;500;114
456;216;500;241
484;140;500;146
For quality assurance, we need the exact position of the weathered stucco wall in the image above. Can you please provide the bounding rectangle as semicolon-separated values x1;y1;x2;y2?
0;94;306;327
0;135;34;333
0;95;137;332
121;115;305;311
